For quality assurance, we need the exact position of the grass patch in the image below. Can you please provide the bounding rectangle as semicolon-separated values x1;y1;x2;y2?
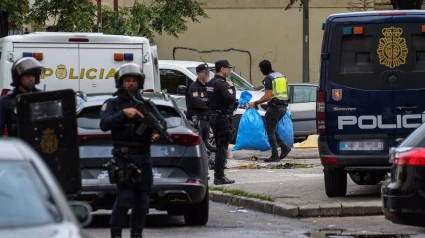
209;186;276;202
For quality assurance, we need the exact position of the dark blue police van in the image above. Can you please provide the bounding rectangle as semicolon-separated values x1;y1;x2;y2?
318;10;425;197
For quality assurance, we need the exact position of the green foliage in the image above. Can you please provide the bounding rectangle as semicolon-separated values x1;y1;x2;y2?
3;0;207;42
27;0;97;32
100;1;208;43
284;0;306;11
1;0;30;29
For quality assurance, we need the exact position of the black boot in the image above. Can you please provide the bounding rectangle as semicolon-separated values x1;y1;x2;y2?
280;146;291;159
264;154;280;163
110;227;122;238
131;228;142;238
214;175;235;185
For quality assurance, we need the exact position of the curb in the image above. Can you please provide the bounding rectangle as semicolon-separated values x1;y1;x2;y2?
209;191;383;218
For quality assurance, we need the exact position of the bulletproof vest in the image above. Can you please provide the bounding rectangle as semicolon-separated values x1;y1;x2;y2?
111;97;152;148
206;77;234;114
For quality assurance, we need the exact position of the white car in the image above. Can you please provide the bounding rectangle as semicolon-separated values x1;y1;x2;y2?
158;60;317;150
0;138;92;238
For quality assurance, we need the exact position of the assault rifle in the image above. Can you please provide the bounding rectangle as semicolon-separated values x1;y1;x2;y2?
116;89;173;143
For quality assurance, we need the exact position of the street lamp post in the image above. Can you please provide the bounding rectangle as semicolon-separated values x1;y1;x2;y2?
302;0;309;83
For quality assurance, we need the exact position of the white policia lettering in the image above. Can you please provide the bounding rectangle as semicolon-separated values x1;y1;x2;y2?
338;114;425;130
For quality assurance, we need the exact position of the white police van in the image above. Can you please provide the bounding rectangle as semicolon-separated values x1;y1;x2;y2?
318;10;425;197
0;32;160;96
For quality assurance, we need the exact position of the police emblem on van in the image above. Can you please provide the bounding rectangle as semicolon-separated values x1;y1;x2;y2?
55;65;67;80
332;89;342;101
377;27;408;69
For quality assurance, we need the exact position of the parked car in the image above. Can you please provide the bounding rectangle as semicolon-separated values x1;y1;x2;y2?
318;10;425;198
74;92;209;226
0;137;92;238
382;122;425;227
158;60;317;149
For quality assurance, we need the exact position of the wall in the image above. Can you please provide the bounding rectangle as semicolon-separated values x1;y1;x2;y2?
152;0;353;86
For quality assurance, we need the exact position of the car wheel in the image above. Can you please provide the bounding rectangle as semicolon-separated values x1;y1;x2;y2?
184;189;209;226
324;168;347;197
349;172;386;185
206;127;217;152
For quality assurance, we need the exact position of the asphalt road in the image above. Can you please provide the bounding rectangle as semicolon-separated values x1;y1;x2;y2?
84;202;425;238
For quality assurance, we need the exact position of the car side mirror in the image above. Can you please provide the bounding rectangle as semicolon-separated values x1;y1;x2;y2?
177;85;187;95
68;201;93;227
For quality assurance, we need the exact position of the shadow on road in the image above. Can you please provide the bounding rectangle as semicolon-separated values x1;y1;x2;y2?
86;213;186;229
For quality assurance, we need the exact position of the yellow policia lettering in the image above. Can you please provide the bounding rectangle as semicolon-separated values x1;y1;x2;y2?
41;66;116;80
377;27;408;68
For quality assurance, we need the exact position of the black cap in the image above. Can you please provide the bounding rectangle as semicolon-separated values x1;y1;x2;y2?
196;64;209;73
215;60;234;70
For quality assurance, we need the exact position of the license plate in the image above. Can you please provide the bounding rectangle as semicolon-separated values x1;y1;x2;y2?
339;140;384;151
99;169;162;178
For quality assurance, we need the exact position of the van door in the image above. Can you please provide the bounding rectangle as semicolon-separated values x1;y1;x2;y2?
325;16;396;156
13;43;80;92
391;16;425;142
78;44;144;94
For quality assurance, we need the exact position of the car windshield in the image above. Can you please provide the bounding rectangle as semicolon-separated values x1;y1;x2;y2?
187;67;256;91
0;161;62;228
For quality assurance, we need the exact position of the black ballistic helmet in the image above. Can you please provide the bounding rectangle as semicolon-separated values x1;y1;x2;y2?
114;63;145;89
11;57;45;87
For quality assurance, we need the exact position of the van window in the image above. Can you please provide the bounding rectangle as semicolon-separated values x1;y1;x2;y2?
328;24;391;90
340;36;374;74
160;69;190;94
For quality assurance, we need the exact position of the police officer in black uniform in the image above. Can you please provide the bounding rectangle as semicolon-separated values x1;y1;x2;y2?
100;63;160;238
185;63;211;146
206;60;237;185
0;57;45;136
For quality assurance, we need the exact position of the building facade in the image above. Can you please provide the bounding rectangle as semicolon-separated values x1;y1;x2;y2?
12;0;422;86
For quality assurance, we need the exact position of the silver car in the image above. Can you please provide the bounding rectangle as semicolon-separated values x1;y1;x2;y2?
0;138;92;238
74;92;209;226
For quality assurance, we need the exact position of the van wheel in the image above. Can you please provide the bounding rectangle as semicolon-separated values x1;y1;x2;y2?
184;190;209;226
349;172;386;185
324;168;347;197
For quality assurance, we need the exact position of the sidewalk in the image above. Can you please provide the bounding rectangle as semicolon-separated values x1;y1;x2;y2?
208;152;383;218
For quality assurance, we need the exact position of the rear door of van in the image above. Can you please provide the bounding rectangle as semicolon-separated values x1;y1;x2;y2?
323;15;396;160
322;12;425;162
392;13;425;144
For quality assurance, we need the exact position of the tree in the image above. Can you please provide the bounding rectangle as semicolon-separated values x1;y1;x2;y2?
27;0;97;32
347;0;373;12
1;0;30;29
284;0;424;10
100;1;208;43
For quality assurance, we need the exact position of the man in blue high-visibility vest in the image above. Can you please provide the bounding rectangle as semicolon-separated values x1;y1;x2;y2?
248;60;291;162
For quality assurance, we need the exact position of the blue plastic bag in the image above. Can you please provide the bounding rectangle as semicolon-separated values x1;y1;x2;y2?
238;91;252;106
276;109;294;148
233;108;271;151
